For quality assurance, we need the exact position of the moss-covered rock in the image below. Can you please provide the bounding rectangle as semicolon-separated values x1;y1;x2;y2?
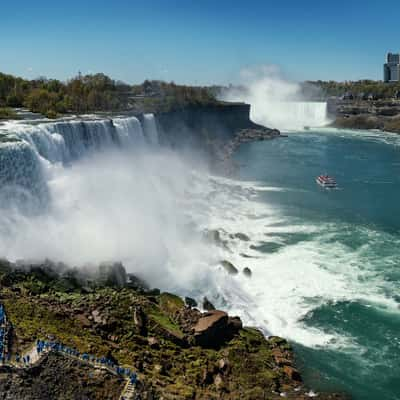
0;260;349;399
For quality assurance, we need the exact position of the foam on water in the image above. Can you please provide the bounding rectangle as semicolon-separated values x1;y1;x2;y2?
184;172;400;349
1;117;400;400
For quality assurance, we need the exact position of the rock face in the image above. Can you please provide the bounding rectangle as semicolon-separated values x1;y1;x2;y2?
231;232;250;241
203;296;216;311
193;310;242;348
156;103;281;174
220;260;239;275
243;267;252;277
331;99;400;133
0;353;125;400
0;260;350;400
184;296;197;308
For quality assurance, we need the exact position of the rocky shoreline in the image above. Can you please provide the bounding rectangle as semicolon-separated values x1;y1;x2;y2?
0;260;349;399
330;99;400;133
213;126;283;174
0;104;350;399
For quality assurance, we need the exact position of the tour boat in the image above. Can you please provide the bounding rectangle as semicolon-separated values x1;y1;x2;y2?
316;174;337;189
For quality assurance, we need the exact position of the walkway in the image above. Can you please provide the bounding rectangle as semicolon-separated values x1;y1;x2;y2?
0;303;139;399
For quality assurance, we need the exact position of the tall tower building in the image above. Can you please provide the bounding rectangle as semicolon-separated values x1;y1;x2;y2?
384;53;400;82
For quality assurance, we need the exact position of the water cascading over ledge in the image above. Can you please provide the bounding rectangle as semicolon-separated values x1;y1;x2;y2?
0;114;159;211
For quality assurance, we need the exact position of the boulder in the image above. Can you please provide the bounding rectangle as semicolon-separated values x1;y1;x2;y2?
193;310;242;348
220;260;239;275
231;232;250;241
228;316;243;332
243;267;252;277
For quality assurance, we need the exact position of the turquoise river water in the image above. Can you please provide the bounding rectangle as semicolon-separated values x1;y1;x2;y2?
232;128;400;400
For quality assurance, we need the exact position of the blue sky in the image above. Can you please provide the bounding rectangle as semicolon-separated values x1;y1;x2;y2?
1;0;399;84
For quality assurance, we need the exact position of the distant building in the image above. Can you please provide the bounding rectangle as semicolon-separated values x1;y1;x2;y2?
384;53;400;82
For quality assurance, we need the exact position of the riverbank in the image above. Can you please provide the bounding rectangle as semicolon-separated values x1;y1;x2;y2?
0;105;350;399
0;260;349;399
329;99;400;133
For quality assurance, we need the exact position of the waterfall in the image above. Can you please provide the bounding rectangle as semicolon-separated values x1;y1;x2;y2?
288;101;329;128
113;116;146;147
0;115;159;210
250;101;330;131
142;114;159;145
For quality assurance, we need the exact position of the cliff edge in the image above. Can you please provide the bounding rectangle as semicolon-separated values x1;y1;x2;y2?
0;260;348;400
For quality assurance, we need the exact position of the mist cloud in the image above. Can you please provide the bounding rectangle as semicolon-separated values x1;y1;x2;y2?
221;65;329;130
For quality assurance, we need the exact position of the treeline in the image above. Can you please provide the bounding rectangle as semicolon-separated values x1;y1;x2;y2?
0;72;129;118
309;80;400;99
131;80;218;112
0;72;219;119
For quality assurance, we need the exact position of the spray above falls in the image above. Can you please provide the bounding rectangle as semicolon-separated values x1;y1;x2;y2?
220;65;330;131
0;113;220;293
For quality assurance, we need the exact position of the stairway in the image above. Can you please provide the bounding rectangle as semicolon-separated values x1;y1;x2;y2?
119;381;136;400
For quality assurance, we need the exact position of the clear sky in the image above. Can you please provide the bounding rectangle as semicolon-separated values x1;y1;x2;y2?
1;0;399;85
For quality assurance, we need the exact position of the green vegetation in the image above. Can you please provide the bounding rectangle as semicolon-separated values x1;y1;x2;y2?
132;80;218;113
309;79;400;99
0;260;304;399
0;71;219;119
0;107;18;120
0;72;129;118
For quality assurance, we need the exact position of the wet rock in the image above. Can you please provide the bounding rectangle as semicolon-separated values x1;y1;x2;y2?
203;297;216;311
220;260;239;275
185;296;198;308
206;229;222;243
231;232;250;241
243;267;252;277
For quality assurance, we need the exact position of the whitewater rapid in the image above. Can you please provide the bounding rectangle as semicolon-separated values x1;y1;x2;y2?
1;116;398;359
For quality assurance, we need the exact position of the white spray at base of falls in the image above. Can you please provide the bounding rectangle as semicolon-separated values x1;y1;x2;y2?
0;114;337;348
0;115;215;292
2;111;398;368
221;65;331;131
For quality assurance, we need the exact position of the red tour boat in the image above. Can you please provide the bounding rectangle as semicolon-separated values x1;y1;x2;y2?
316;175;337;189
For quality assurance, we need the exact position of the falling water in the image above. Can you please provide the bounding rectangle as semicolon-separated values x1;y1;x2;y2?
142;113;159;145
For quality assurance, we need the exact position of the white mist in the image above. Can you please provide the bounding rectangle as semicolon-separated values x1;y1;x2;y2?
221;65;330;131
